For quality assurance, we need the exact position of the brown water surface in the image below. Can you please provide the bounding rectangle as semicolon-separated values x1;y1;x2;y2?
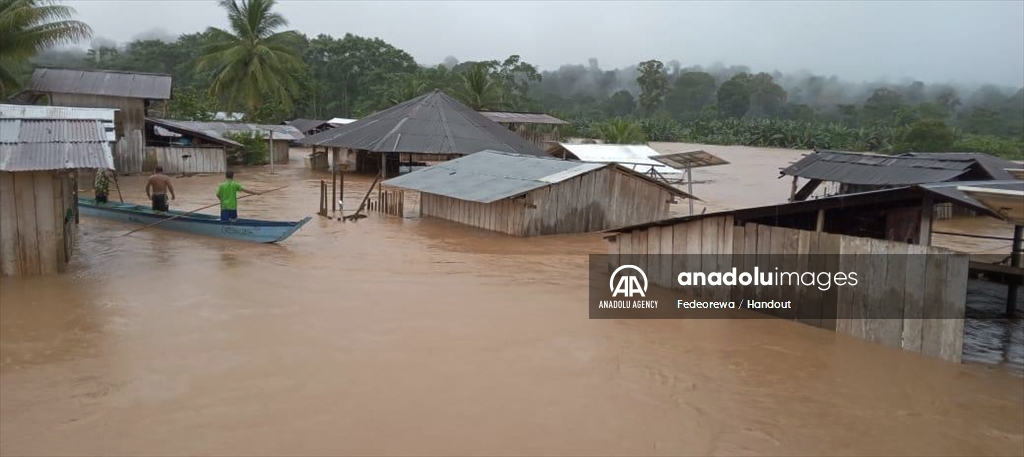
2;151;1023;456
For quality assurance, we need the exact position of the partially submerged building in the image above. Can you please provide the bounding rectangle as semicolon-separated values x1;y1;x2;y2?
383;150;692;236
603;179;1024;363
0;104;117;276
299;90;546;177
478;110;567;149
545;142;681;176
781;149;1021;201
144;118;242;174
20;68;172;174
147;120;301;165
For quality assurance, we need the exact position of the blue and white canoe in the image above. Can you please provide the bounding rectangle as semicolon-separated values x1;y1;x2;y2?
78;197;311;243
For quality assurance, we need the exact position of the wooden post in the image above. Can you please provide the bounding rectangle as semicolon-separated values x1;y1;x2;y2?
918;196;934;246
332;164;337;212
268;129;275;174
816;209;825;232
1008;224;1023;317
686;164;694;215
789;176;799;202
340;166;345;206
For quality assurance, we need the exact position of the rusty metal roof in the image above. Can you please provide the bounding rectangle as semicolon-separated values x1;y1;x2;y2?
0;119;114;171
780;150;982;185
477;111;567;125
299;90;546;156
23;68;172;100
383;150;691;204
146;118;243;147
606;180;1024;234
286;118;333;133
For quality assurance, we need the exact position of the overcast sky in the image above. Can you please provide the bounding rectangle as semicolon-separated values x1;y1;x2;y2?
65;0;1024;87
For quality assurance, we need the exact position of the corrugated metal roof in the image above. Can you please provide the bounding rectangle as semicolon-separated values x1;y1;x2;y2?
383;150;606;203
328;118;357;125
146;118;243;147
0;104;115;121
899;152;1020;181
149;120;303;142
23;68;172;100
606;180;1024;234
287;118;333;133
383;150;690;204
477;111;567;125
0;118;113;171
547;143;680;175
300;91;546;157
780;150;977;185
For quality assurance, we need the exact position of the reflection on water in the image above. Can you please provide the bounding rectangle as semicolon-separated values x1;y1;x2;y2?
1;150;1022;456
964;280;1024;375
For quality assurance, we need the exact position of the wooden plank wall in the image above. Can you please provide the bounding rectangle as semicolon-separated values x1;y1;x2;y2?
150;147;227;174
609;216;969;363
420;192;527;236
0;171;72;276
416;166;671;237
52;93;146;174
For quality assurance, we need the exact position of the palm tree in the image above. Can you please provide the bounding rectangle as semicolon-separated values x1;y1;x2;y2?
0;0;92;97
385;73;427;106
197;0;304;113
457;63;502;111
597;118;646;144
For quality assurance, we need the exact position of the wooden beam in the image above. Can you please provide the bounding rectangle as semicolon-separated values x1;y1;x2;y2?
918;196;934;246
792;178;823;202
816;209;825;232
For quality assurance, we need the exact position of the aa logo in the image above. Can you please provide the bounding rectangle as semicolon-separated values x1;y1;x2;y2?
610;265;648;298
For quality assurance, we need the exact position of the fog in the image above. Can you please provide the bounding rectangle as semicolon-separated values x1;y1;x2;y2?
63;0;1024;88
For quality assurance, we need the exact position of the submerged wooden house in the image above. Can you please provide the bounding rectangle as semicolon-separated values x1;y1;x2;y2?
20;68;172;174
603;180;1024;362
148;120;300;165
383;150;693;236
0;104;117;276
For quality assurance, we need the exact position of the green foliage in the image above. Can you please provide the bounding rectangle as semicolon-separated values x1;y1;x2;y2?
895;119;956;152
638;117;683;142
604;90;636;117
456;62;503;110
636;60;668;115
952;134;1024;161
595;118;646;144
717;73;753;118
665;71;716;121
223;131;268;165
0;0;92;96
166;87;216;121
197;0;306;112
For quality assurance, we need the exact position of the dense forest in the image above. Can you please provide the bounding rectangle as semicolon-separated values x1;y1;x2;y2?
3;0;1022;158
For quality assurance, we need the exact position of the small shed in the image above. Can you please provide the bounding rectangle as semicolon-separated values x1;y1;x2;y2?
0;104;117;276
781;149;1021;201
21;68;172;174
382;150;692;236
146;121;301;165
477;110;567;149
145;118;242;174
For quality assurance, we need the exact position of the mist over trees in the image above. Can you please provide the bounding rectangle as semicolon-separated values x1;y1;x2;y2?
10;20;1024;158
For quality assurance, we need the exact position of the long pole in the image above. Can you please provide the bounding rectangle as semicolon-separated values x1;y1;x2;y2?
687;164;694;215
269;129;275;174
1008;224;1023;317
111;170;124;203
121;185;288;237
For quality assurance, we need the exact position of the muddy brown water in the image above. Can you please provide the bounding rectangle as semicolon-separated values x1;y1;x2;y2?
2;150;1023;456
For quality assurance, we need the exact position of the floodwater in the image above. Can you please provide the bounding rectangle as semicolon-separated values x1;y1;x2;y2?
2;149;1023;456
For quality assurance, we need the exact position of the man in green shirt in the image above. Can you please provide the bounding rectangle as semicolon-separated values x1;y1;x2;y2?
216;170;260;221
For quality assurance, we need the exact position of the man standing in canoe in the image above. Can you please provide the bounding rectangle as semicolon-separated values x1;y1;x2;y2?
145;166;175;212
216;170;261;222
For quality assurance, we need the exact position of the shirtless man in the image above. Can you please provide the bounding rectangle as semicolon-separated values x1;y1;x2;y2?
145;166;175;212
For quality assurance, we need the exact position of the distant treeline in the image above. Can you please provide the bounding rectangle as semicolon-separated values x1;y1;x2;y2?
26;31;1024;159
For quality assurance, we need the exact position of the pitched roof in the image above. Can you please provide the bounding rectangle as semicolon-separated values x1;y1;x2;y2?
382;150;691;204
146;118;242;148
606;180;1024;234
23;68;172;100
898;152;1020;181
286;118;333;133
299;90;546;156
779;149;1013;185
148;120;303;142
0;104;116;171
